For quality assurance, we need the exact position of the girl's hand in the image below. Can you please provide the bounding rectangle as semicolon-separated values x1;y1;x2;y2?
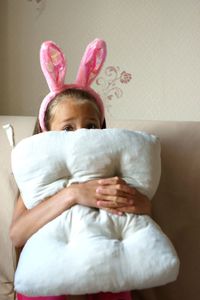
69;180;101;208
69;180;127;215
95;176;151;216
71;178;134;209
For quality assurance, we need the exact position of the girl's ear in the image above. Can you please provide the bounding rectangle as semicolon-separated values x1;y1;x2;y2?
75;39;107;87
40;41;66;92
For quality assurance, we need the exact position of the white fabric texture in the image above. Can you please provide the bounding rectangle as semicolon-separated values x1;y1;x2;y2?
11;128;179;296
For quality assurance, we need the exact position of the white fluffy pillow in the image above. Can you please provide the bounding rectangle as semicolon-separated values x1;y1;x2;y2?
11;128;179;296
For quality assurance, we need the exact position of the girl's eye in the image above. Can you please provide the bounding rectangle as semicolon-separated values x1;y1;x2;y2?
64;125;74;131
86;123;98;129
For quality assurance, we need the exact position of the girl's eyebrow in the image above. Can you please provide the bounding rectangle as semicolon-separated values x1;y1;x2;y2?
62;117;99;123
61;117;75;123
85;117;99;121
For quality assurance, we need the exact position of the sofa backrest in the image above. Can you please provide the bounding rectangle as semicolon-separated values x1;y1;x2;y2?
1;115;200;300
107;119;200;300
0;116;36;300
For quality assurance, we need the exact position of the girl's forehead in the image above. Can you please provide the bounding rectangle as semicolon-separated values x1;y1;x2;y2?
54;97;100;120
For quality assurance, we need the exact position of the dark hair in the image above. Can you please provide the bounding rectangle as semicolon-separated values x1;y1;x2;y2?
33;88;106;134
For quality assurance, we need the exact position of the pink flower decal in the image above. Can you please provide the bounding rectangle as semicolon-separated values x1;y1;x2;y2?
95;66;132;113
120;71;132;84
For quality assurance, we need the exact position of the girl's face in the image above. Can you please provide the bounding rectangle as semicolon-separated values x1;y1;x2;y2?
49;97;101;131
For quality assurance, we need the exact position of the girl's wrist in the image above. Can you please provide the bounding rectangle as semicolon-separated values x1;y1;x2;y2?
58;186;77;209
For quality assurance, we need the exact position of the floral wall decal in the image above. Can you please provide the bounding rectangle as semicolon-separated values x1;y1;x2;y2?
27;0;46;16
95;66;132;113
28;0;43;3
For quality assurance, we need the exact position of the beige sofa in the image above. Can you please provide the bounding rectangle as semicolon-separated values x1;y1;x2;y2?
0;115;200;300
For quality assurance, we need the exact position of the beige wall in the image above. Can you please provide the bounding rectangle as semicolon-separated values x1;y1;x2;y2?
1;0;200;121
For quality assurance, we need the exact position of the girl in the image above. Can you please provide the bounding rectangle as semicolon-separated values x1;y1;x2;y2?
10;40;151;300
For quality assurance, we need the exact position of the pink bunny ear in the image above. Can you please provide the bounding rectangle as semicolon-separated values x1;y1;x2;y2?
40;41;66;92
75;39;107;87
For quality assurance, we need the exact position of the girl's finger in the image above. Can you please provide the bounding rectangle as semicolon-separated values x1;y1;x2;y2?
117;203;151;215
96;199;130;208
98;176;124;185
116;206;137;214
96;192;134;204
96;185;136;197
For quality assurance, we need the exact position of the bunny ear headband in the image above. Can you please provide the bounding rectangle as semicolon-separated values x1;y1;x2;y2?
39;39;107;131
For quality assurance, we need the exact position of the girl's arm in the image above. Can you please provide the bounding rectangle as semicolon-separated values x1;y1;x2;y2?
10;187;77;248
10;177;150;247
10;179;123;247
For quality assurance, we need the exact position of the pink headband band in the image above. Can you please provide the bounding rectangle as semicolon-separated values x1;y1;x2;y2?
39;39;107;131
